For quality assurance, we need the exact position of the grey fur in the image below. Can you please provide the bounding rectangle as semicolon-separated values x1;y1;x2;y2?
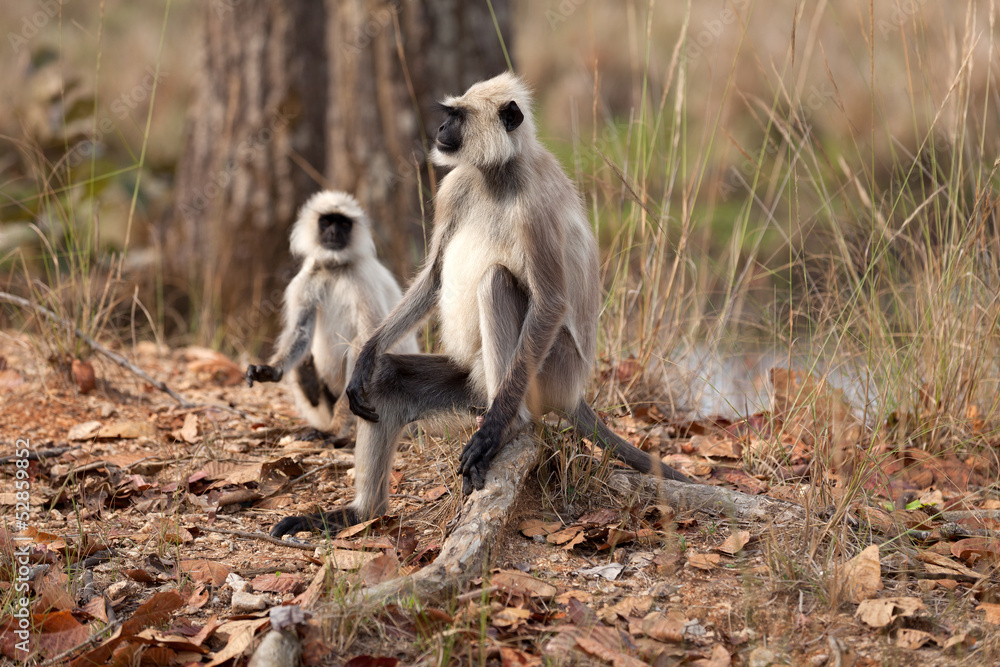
246;190;417;438
271;74;690;538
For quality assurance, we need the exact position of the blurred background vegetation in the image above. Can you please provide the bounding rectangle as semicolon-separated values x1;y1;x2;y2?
2;1;999;447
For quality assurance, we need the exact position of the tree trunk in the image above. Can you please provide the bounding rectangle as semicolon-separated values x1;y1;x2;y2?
166;0;511;345
167;1;328;343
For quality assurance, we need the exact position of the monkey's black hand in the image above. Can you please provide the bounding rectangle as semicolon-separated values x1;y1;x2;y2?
345;349;380;422
246;364;283;387
459;423;504;493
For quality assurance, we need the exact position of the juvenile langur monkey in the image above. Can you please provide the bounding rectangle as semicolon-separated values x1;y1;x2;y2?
246;190;417;441
271;73;691;537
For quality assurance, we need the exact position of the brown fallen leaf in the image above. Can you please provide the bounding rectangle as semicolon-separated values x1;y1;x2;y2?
71;359;96;394
577;508;619;525
80;596;109;623
836;544;883;603
951;537;1000;564
421;485;448;501
687;552;720;570
292;564;331;609
251;572;307;595
68;420;103;441
977;602;1000;625
122;591;185;635
179;560;231;587
555;590;593;606
855;597;925;628
35;582;75;613
326;549;380;571
205;617;271;667
916;550;982;579
0;368;26;392
691;434;742;458
692;644;732;667
599;595;653;624
97;420;156;439
191;615;221;647
896;628;936;649
492;607;531;629
640;611;684;643
185;347;244;387
135;628;211;654
499;646;543;667
547;525;585;548
172;413;200;444
575;635;648;667
35;611;90;659
519;519;563;538
717;530;751;555
357;553;400;587
187;585;210;610
492;570;558;598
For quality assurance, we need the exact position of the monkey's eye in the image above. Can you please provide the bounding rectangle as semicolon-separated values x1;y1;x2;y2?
319;213;352;231
433;102;464;120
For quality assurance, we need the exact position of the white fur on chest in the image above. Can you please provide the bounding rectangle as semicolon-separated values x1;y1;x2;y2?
439;222;523;367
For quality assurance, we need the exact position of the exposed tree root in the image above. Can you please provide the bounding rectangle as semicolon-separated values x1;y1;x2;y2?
605;471;808;525
359;431;540;606
353;441;807;608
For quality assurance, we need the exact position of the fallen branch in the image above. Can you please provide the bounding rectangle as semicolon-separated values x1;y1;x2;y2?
1;290;245;416
0;446;80;464
606;471;808;525
358;431;539;606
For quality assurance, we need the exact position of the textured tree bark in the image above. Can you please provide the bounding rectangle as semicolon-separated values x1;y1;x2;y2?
325;0;512;273
607;472;808;525
165;0;511;343
359;431;538;606
354;448;807;608
167;1;328;339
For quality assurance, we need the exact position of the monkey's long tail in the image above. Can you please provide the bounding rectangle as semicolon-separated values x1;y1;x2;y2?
569;401;692;484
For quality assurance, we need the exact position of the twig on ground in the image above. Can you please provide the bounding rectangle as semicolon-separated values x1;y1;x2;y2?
938;509;1000;521
262;459;353;500
0;290;248;416
0;446;80;464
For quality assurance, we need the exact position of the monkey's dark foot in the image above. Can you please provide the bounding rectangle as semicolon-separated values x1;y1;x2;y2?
246;364;283;387
458;428;502;494
270;507;360;538
299;429;351;448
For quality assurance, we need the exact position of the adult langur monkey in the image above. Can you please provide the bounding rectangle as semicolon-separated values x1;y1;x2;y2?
246;190;417;442
270;73;691;538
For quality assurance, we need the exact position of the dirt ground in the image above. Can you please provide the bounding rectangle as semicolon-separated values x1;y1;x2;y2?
1;331;999;666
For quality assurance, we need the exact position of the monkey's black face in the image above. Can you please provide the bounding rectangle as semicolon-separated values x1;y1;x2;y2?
318;213;353;251
435;106;464;154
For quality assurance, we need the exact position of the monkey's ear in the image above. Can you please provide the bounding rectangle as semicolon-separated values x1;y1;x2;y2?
499;101;523;132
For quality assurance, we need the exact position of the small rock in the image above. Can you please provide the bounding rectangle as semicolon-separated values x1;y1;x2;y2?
247;630;301;667
231;590;267;613
226;573;250;593
809;654;829;666
748;647;778;667
106;580;142;600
